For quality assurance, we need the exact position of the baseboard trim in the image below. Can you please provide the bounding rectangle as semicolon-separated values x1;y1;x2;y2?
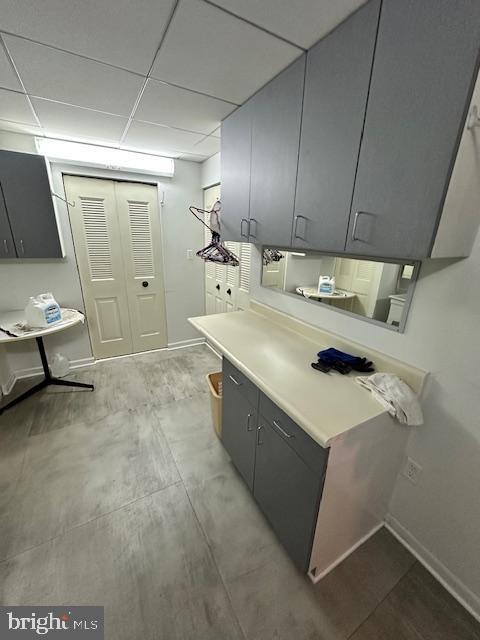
385;515;480;622
9;357;96;384
309;522;384;584
1;372;17;396
167;337;205;349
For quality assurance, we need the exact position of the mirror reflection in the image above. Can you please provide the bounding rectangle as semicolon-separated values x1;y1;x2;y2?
261;248;417;330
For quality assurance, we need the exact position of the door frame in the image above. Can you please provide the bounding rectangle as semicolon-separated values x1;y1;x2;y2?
54;162;169;359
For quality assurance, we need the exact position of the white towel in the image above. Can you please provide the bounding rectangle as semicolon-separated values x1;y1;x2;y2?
356;373;423;426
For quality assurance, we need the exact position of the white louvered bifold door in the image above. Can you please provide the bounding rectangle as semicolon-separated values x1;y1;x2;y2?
64;175;133;359
115;182;167;353
237;243;252;311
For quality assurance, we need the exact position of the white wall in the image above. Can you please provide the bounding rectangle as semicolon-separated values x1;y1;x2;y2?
251;239;480;615
200;152;220;189
0;130;204;376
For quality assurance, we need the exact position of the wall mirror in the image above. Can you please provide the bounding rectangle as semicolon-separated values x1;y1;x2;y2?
261;248;419;332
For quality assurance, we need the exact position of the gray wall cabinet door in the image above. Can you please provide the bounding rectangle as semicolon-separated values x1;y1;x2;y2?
0;186;15;259
222;374;257;491
345;0;480;260
254;419;326;572
221;102;252;242
0;150;62;258
249;55;306;247
293;0;380;252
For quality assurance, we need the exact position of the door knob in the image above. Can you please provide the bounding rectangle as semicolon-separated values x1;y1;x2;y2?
216;284;220;291
227;288;231;295
142;281;149;287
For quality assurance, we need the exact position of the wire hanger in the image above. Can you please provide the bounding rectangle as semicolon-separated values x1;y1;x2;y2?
189;200;239;266
263;248;284;266
52;191;75;207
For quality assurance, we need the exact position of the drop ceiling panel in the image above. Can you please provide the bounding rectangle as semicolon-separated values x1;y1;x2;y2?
4;35;144;116
32;98;127;144
136;79;236;135
0;0;176;74
208;0;368;49
193;135;221;156
151;0;302;104
123;120;204;155
0;42;21;91
178;153;208;162
0;89;37;125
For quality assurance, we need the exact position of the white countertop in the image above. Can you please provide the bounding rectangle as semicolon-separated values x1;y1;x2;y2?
190;308;395;447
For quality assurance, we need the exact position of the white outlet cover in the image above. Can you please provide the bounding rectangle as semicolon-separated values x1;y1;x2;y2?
403;457;422;484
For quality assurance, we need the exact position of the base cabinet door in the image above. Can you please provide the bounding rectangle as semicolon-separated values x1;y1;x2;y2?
253;420;324;572
222;376;257;490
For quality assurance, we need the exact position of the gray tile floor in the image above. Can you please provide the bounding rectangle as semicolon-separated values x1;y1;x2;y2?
0;344;478;639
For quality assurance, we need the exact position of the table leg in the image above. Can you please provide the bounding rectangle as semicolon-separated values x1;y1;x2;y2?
0;336;94;415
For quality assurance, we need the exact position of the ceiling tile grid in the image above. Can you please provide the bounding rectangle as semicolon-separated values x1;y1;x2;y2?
0;0;364;161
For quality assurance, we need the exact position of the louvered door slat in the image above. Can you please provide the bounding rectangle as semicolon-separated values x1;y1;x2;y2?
80;197;114;280
127;200;154;278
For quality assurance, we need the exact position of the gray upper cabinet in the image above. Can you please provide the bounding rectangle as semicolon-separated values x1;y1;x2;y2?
293;0;380;252
249;55;306;247
221;102;252;242
0;187;15;258
0;150;62;259
345;0;480;260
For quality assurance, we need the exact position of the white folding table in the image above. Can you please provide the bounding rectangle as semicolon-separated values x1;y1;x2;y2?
0;309;94;414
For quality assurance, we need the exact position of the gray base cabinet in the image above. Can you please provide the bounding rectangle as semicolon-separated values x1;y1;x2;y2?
0;150;62;259
222;365;257;491
221;357;329;572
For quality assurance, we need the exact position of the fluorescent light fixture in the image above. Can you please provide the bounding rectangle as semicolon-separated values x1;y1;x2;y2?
35;138;174;177
290;252;306;257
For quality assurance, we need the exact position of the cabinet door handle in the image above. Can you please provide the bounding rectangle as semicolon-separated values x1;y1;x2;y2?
249;218;258;239
246;412;254;432
228;374;242;386
3;239;8;254
227;288;232;296
257;425;264;445
19;239;25;255
351;211;373;241
216;283;220;291
273;419;293;439
294;215;307;240
240;218;249;238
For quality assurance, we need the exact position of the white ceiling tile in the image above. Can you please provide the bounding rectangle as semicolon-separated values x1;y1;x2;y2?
210;127;221;138
208;0;367;49
0;0;176;74
4;35;144;116
178;153;208;163
123;120;204;155
0;41;22;91
0;89;37;125
136;79;235;134
0;118;43;136
151;0;302;103
192;135;221;157
31;98;127;144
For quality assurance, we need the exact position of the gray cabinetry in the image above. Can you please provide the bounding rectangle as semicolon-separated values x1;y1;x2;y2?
0;188;14;258
0;150;62;259
221;357;328;572
345;0;480;259
222;359;258;490
293;0;380;252
221;102;252;242
249;55;305;247
254;418;326;572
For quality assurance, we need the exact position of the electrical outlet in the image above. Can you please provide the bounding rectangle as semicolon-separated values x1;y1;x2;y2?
403;457;422;484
